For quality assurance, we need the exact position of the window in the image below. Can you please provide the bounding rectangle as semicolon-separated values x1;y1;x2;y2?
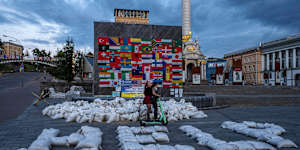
289;49;293;68
270;54;273;71
282;51;286;69
264;54;267;70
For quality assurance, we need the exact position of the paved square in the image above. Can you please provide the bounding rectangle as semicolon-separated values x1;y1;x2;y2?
0;99;299;150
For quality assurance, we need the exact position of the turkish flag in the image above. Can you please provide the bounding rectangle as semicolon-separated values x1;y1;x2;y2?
97;37;109;45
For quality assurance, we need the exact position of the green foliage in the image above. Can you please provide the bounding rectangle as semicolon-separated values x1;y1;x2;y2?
0;39;3;49
32;48;50;57
51;37;75;82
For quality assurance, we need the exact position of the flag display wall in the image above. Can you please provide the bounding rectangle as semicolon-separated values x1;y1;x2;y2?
97;37;183;88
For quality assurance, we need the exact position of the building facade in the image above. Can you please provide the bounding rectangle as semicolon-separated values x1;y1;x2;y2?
114;9;149;24
261;35;300;86
206;58;228;85
224;47;262;85
1;42;23;59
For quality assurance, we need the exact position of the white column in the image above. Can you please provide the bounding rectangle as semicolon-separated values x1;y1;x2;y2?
286;50;289;69
261;54;265;71
266;54;270;71
201;64;204;80
182;0;191;36
272;52;275;71
279;51;282;70
293;48;296;68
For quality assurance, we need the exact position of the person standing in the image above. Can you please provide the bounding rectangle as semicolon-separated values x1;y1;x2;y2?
151;82;160;120
143;81;153;121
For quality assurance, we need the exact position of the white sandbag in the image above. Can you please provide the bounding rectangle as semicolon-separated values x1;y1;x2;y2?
28;128;60;150
131;127;142;134
154;126;168;133
243;121;258;128
266;136;284;146
79;115;89;123
119;135;139;143
51;113;64;120
68;133;84;145
66;112;78;122
51;136;69;146
17;148;27;150
141;127;156;134
191;111;207;119
136;135;156;144
142;144;158;150
214;143;238;150
246;141;276;150
121;142;144;150
75;126;103;149
277;139;298;148
228;141;256;150
207;139;227;150
106;113;119;123
174;144;195;150
94;114;105;123
79;148;98;150
152;132;169;143
156;145;176;150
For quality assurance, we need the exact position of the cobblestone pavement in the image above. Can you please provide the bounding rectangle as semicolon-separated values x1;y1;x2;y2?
0;99;299;150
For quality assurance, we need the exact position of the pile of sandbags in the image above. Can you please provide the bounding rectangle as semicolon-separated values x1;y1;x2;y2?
18;126;103;150
49;88;65;99
42;98;207;123
221;121;298;148
116;126;195;150
49;86;85;99
180;125;277;150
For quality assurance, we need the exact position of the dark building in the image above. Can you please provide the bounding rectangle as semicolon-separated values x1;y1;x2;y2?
93;21;182;94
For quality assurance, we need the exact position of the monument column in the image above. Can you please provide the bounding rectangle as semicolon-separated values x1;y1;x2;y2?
182;0;191;36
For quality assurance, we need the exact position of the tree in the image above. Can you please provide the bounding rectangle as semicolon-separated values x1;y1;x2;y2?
32;48;41;57
40;50;47;57
53;37;75;82
64;38;75;82
47;51;51;57
0;39;3;49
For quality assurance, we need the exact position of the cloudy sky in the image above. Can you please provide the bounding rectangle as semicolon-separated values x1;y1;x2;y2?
0;0;299;57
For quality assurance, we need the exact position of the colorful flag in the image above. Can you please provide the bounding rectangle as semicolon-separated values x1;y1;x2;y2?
98;37;109;45
109;37;120;45
142;46;152;53
121;45;133;52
